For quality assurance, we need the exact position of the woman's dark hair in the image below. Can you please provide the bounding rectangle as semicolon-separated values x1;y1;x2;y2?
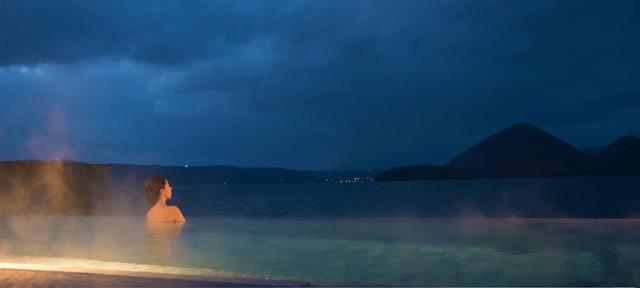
145;176;166;207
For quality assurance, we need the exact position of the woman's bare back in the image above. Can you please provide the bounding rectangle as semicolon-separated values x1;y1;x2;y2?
146;205;186;222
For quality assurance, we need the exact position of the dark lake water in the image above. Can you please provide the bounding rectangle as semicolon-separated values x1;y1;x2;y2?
112;176;640;218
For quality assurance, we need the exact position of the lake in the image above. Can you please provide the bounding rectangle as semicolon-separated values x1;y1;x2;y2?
111;176;640;218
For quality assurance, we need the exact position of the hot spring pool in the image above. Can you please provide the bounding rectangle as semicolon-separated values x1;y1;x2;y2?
1;216;639;286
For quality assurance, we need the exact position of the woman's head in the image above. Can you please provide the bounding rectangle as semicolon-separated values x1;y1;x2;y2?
144;176;173;207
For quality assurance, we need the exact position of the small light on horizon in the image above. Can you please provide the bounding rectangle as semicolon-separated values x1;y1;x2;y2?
184;164;189;168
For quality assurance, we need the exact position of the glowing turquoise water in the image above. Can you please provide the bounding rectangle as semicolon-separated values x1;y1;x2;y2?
1;216;639;286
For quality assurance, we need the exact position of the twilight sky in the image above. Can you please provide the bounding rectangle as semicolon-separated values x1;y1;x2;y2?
0;0;639;170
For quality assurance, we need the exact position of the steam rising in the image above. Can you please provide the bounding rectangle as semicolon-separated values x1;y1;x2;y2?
0;161;110;215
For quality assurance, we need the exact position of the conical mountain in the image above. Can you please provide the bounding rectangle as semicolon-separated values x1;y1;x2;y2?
583;136;640;175
446;123;587;177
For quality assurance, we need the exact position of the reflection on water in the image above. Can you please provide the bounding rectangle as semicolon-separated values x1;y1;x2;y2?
144;221;185;265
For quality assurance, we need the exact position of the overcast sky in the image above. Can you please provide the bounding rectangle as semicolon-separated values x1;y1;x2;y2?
0;0;638;170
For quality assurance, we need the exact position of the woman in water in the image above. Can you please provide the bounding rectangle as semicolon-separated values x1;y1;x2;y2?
145;176;186;222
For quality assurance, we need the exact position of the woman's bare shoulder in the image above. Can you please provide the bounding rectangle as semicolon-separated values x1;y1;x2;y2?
170;206;186;222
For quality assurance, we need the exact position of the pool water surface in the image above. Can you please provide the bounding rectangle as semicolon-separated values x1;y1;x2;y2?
1;216;639;286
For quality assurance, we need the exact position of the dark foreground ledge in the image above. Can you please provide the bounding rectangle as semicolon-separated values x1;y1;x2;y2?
0;268;311;287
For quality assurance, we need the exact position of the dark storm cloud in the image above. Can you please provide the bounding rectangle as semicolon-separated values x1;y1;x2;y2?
0;0;639;169
0;0;224;66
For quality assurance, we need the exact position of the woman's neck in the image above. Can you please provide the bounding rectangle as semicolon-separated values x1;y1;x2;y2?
155;197;167;207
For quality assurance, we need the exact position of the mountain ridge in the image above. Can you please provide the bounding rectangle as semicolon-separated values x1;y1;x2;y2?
377;123;639;181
